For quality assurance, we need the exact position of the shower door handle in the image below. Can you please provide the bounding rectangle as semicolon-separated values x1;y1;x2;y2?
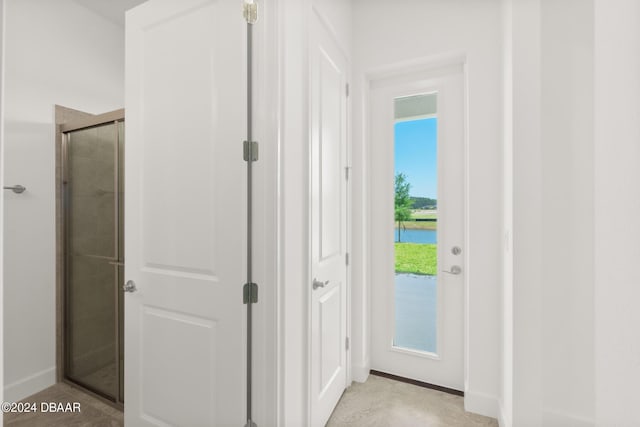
123;280;137;293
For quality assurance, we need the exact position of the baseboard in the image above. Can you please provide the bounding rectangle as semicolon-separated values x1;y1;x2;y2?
4;366;56;402
498;399;511;427
465;389;499;419
542;409;595;427
352;359;370;383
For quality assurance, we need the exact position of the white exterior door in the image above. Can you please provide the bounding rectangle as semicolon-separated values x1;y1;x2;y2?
370;67;465;391
309;11;349;427
125;1;246;425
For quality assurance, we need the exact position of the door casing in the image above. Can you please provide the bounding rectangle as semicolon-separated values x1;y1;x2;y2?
369;66;466;391
357;54;470;395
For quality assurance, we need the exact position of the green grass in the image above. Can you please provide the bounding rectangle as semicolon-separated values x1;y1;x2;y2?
395;243;437;276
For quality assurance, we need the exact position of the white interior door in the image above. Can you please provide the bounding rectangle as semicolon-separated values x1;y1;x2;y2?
309;10;349;427
370;67;465;391
125;1;246;425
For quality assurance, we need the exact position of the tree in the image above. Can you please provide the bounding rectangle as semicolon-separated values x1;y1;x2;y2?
395;173;413;242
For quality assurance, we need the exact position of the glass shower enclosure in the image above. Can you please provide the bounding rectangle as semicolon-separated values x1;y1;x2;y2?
62;115;124;406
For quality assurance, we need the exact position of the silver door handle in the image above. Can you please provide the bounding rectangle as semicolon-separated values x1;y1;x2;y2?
312;278;329;290
4;185;26;194
442;265;462;275
123;280;137;293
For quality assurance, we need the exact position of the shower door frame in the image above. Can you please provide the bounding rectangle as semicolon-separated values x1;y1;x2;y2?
56;108;125;410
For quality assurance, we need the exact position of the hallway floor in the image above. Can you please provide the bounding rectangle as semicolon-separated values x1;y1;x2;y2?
327;374;498;427
3;382;123;427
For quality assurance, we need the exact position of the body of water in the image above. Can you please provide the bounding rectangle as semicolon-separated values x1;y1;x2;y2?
394;273;437;353
394;228;437;244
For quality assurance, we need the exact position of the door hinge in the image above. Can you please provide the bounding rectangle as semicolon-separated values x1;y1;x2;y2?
243;282;258;304
345;166;350;180
345;337;350;351
243;140;259;162
346;83;350;97
243;1;258;24
345;252;350;266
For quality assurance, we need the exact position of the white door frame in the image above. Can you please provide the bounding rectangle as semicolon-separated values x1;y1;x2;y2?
251;0;280;424
358;52;470;393
0;0;5;414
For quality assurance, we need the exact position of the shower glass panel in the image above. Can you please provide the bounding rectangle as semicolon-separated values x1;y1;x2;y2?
64;120;123;403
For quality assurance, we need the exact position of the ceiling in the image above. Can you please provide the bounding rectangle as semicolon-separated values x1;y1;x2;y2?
72;0;148;27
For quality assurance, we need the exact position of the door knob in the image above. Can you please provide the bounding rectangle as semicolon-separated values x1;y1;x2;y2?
442;265;462;275
312;278;329;290
123;280;137;293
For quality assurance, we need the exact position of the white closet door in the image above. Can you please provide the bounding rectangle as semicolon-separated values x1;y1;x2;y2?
309;10;349;427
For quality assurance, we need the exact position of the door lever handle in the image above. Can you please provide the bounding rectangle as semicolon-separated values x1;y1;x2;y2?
312;278;329;290
442;265;462;275
4;185;26;194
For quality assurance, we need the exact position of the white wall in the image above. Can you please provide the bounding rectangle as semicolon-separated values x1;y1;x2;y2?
510;0;543;423
351;0;504;418
3;0;124;401
507;0;596;425
540;1;595;424
500;0;513;424
594;1;640;425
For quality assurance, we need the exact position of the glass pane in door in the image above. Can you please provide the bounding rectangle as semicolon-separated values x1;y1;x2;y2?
393;93;439;354
65;123;118;399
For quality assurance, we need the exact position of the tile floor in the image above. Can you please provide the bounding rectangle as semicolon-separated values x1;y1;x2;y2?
3;382;122;427
79;362;118;398
4;374;497;426
327;374;499;427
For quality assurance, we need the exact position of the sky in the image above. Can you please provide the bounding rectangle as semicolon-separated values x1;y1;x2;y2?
394;117;438;199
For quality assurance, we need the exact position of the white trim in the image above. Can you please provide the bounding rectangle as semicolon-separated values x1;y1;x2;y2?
254;0;280;424
366;52;466;86
275;0;285;422
464;389;500;420
361;52;468;394
4;367;56;403
351;359;370;383
542;409;595;427
394;113;437;124
498;399;511;427
462;59;471;396
277;0;312;425
0;0;5;417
